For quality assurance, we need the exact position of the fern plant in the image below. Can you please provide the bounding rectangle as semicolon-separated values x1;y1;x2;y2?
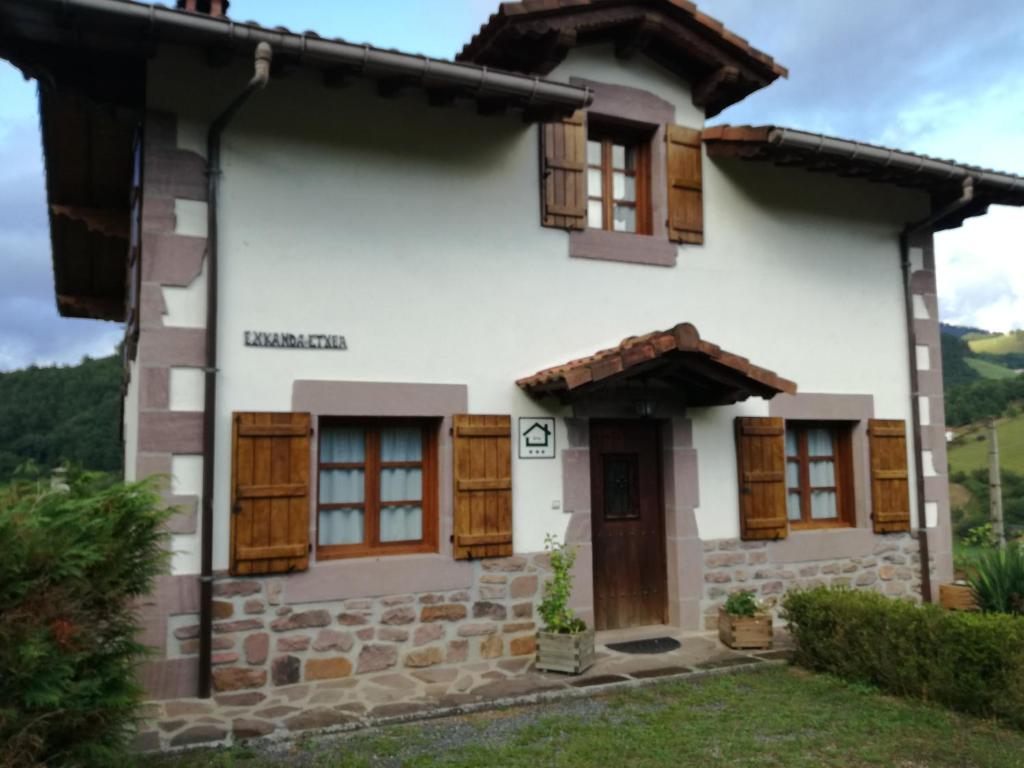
538;534;586;634
968;543;1024;614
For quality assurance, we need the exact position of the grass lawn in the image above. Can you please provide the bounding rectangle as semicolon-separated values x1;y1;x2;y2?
967;331;1024;356
137;667;1024;768
948;414;1024;474
965;357;1018;380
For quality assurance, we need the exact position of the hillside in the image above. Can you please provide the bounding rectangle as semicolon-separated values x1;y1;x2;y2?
0;352;123;481
965;357;1018;380
967;329;1024;357
948;415;1024;474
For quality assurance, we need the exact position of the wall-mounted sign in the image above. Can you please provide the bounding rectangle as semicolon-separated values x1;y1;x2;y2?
519;417;555;459
244;331;347;350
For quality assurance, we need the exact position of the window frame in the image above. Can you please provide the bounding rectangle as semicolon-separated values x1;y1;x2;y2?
316;417;439;560
586;123;652;236
784;421;855;531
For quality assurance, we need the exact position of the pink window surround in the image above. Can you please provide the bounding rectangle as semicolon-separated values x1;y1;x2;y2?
288;380;473;604
568;78;678;267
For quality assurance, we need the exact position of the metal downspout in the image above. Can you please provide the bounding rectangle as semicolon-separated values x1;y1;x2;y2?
198;41;273;699
900;177;975;604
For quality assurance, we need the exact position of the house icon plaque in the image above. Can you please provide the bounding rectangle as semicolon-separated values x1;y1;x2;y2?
518;417;556;459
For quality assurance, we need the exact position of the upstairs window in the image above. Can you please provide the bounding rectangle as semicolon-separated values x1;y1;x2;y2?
317;419;438;559
785;422;853;529
586;126;651;234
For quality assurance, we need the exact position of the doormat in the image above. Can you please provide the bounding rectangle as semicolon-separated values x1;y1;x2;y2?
606;637;681;655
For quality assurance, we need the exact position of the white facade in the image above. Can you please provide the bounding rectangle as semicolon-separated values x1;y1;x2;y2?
139;41;933;576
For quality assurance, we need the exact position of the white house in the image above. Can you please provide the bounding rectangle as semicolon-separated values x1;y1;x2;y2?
5;0;1024;742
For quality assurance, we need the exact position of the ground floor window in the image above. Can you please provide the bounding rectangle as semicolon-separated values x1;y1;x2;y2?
785;421;854;529
317;418;438;558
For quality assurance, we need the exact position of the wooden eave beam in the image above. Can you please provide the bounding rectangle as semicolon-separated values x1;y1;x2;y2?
50;205;129;240
692;64;740;109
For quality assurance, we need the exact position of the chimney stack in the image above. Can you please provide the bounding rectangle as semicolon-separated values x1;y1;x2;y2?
176;0;230;17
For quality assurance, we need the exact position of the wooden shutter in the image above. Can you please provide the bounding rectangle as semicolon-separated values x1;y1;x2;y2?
869;419;911;533
666;124;703;244
735;417;788;541
230;412;311;575
540;110;587;231
453;414;512;559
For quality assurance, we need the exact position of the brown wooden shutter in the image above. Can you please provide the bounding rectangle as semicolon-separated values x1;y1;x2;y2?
540;110;587;231
735;417;788;541
453;414;512;559
230;412;311;575
666;124;704;244
868;419;912;534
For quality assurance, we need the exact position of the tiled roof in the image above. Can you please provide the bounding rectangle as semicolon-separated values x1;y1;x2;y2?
703;125;1024;229
457;0;787;118
517;322;797;404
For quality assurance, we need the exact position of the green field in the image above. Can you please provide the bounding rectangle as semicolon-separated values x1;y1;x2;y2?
964;357;1018;380
137;667;1024;768
968;330;1024;356
948;414;1024;474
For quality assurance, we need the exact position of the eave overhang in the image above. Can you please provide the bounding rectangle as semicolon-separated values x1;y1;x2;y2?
458;0;788;118
517;322;797;406
703;125;1024;231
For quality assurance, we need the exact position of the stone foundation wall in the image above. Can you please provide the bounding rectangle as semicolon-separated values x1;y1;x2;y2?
699;533;928;629
158;555;545;702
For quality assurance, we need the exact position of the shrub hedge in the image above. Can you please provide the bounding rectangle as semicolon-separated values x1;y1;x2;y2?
783;587;1024;729
0;470;169;767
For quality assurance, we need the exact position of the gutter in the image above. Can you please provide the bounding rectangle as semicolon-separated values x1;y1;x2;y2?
767;127;1024;193
31;0;592;112
197;41;273;700
899;176;976;604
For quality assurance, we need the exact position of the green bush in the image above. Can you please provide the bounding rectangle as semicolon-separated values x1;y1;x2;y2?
0;470;170;767
723;590;760;617
783;587;1024;729
969;544;1024;614
538;534;586;634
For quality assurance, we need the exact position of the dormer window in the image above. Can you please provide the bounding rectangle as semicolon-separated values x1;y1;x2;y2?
586;126;651;235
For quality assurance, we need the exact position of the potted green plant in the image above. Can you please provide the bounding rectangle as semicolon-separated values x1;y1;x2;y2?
718;590;773;650
535;534;595;674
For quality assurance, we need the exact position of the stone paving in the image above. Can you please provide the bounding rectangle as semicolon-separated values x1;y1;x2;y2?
136;628;792;752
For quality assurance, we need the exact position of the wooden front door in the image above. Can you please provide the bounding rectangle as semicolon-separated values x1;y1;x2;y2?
590;420;667;631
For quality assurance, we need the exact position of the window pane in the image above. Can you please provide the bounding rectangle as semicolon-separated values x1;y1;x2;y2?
587;140;602;165
380;427;422;462
811;490;838;519
381;467;422;502
785;428;798;457
319;508;364;545
787;491;802;521
786;461;799;488
613;172;635;202
611;143;626;168
319;469;364;504
603;454;639;520
809;460;835;487
588;198;603;228
320;426;364;463
380;505;423;542
613;204;636;232
807;428;834;457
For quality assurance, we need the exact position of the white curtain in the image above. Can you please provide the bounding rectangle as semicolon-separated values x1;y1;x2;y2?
379;427;422;541
787;492;802;521
811;490;837;519
807;428;833;457
319;426;365;545
785;428;798;457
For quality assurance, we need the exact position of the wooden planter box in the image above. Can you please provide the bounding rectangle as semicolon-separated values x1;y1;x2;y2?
535;628;596;674
719;608;773;650
939;583;979;612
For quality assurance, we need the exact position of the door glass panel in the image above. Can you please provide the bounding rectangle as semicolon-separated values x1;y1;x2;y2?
603;454;639;520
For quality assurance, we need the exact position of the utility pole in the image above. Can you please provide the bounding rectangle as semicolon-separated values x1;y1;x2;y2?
988;417;1006;550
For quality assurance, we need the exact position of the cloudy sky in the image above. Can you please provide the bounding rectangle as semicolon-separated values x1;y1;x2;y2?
1;0;1021;370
